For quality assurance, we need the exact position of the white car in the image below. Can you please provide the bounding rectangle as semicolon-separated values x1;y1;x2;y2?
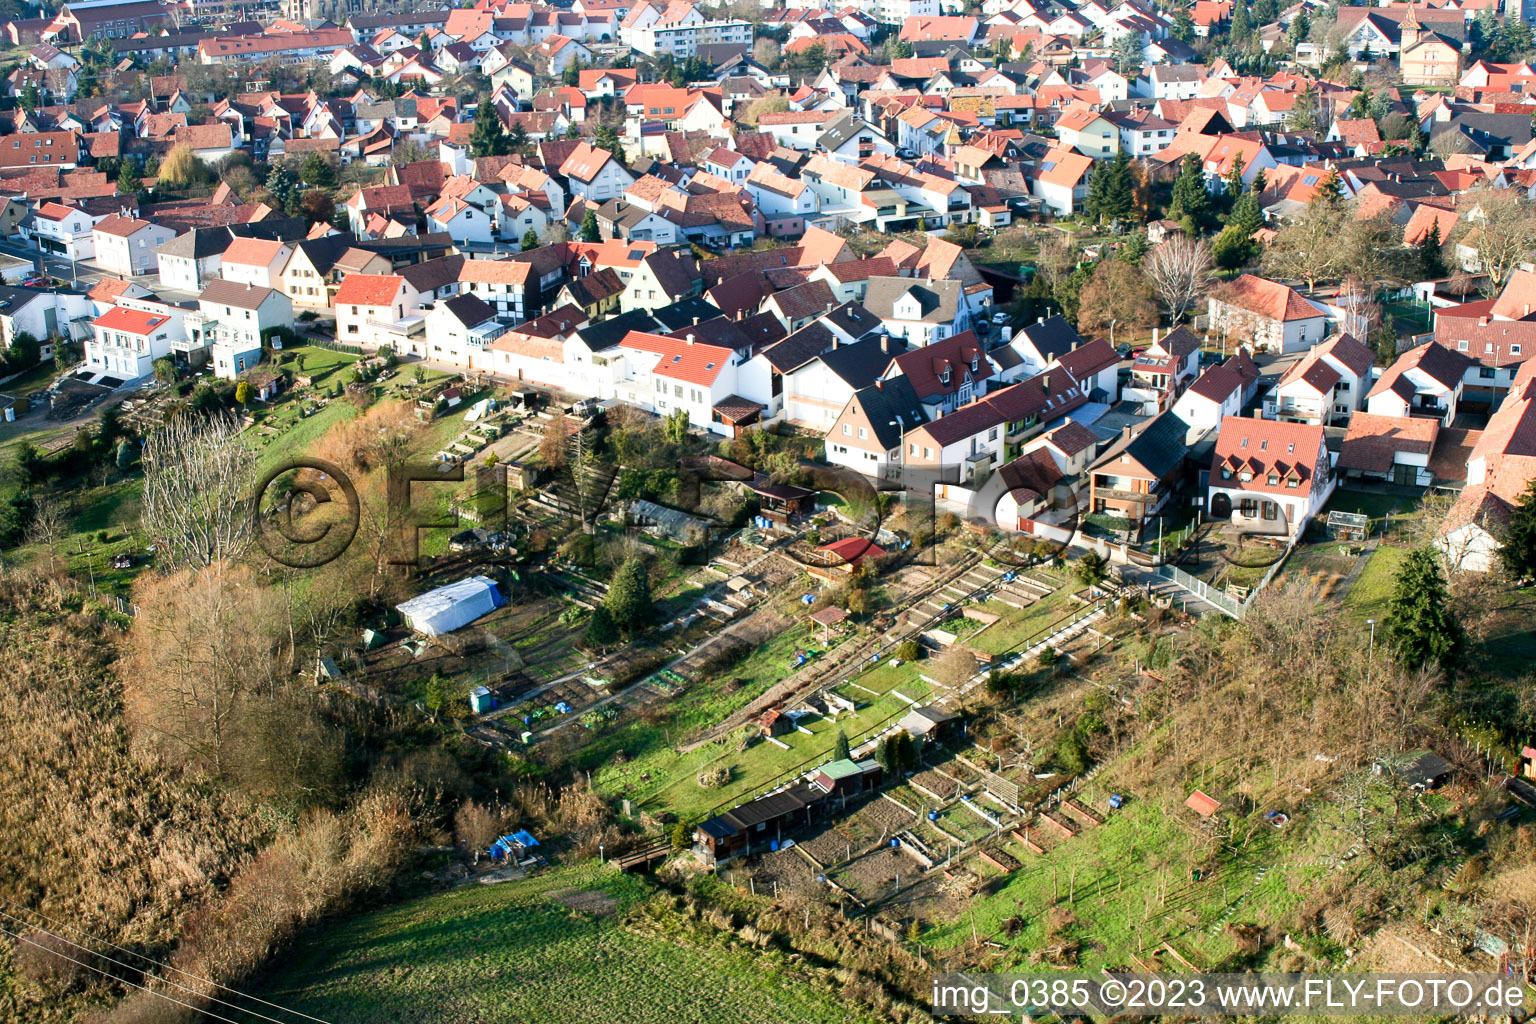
991;311;1011;325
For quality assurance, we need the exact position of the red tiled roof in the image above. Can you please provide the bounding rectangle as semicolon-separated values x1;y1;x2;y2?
1210;415;1327;498
1338;412;1440;474
619;330;735;386
333;273;404;306
94;306;169;334
1213;275;1325;323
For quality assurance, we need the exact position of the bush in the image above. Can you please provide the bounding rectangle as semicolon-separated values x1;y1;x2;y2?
895;640;922;662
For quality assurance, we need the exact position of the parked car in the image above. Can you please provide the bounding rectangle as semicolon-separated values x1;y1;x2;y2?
991;311;1011;325
1116;342;1132;358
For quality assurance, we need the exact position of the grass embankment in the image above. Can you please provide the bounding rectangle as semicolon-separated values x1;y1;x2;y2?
259;865;881;1024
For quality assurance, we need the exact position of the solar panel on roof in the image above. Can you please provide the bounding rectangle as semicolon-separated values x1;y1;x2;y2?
628;248;645;259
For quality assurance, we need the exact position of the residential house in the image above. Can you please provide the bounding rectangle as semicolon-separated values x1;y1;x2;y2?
423;293;502;368
1086;409;1190;531
217;236;292;290
1053;106;1118;158
824;374;929;481
154;227;231;292
1264;332;1376;425
1364;342;1473;428
333;272;415;350
1207;415;1334;539
1126;325;1202;412
187;280;293;379
1031;146;1093;216
86;300;186;379
559;142;635;201
1207;274;1331;354
863;276;967;346
28;200;97;261
1337;412;1440;487
1170;349;1260;441
90;213;174;277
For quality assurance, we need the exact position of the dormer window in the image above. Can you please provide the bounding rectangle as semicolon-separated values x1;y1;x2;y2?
1239;471;1252;482
1267;472;1279;485
971;356;979;372
940;369;950;385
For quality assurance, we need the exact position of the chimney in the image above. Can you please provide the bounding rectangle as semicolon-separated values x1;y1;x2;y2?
1042;373;1051;393
1152;327;1160;345
826;301;833;314
1071;339;1078;350
1037;315;1044;324
881;334;892;353
692;315;699;325
1480;315;1490;326
1122;424;1132;441
686;333;695;344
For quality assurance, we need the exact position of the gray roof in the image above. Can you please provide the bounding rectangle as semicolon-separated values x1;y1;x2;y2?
154;227;235;260
440;292;498;328
818;113;883;152
1090;409;1191;481
850;375;928;451
862;277;961;324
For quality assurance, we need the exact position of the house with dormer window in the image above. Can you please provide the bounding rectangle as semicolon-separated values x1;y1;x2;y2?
879;328;994;418
863;275;968;346
1206;416;1333;538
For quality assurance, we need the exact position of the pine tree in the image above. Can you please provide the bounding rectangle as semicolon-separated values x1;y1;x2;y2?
1231;0;1252;41
605;557;653;634
1211;224;1255;270
265;163;298;211
1419;219;1446;278
521;228;540;251
1310;167;1345;206
470;99;512;158
1229;190;1262;236
1224;152;1246;197
833;730;850;761
1168;153;1209;231
1385;548;1463;673
116;161;142;196
580;208;601;242
1171;7;1194;42
1117;229;1150;265
1500;479;1536;581
585;603;619;647
1249;167;1267;198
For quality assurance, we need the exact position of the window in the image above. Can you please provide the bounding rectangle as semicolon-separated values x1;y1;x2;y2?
857;427;867;439
1221;467;1231;479
1457;339;1468;351
1480;366;1496;379
1286;477;1299;488
842;423;851;435
1515;345;1524;355
1267;472;1279;485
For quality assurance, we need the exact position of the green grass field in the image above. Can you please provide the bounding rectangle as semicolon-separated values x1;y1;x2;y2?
259;865;880;1024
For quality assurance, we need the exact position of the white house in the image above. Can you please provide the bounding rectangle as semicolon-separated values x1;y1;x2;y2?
616;329;743;434
1031;147;1093;216
154;228;227;293
559;142;635;201
333;272;418;351
1206;415;1335;539
862;276;967;347
1207;274;1331;354
91;214;176;277
1170;349;1259;442
86;300;188;379
1364;342;1472;428
28;201;97;261
218;237;292;290
426;195;495;245
188;279;293;379
1263;332;1375;425
422;293;502;367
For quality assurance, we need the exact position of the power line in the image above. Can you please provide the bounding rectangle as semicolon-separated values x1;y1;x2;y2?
0;908;299;1024
0;899;333;1024
0;921;255;1024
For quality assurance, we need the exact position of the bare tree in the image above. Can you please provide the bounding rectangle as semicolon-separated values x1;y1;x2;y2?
1335;275;1382;340
540;410;569;469
1142;234;1213;323
139;412;255;572
26;496;67;572
1262;202;1349;292
1453;187;1536;297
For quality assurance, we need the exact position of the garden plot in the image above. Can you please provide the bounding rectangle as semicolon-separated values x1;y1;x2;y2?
797;825;859;867
851;794;921;839
831;844;925;903
910;769;962;802
935;803;996;844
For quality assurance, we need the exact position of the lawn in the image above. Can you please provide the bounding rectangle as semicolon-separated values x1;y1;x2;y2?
589;624;852;809
1340;544;1407;623
921;796;1327;971
967;587;1076;656
258;865;880;1024
249;397;359;476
